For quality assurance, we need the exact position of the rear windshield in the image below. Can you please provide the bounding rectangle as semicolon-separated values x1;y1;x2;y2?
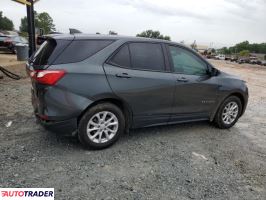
31;39;114;67
31;39;71;66
0;36;7;41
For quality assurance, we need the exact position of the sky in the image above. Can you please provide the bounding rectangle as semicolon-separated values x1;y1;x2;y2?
1;0;266;48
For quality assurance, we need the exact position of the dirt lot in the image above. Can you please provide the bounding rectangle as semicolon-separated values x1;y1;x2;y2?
0;54;266;199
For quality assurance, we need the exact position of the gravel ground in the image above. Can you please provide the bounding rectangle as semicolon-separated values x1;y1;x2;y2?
0;58;266;199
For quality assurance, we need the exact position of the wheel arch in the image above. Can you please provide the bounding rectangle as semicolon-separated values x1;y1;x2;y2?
77;97;133;130
230;92;245;112
210;92;246;121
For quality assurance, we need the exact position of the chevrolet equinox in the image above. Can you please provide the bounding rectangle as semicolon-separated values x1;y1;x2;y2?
26;34;248;149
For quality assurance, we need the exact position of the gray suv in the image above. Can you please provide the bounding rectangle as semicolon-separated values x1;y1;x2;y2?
26;34;248;149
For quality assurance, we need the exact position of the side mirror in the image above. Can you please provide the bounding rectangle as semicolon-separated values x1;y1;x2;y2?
211;67;218;76
206;66;218;76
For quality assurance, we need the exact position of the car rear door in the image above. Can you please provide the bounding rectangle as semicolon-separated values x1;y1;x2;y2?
104;42;176;127
166;44;219;122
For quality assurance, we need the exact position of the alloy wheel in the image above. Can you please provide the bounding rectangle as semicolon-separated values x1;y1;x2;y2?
222;101;239;125
86;111;119;143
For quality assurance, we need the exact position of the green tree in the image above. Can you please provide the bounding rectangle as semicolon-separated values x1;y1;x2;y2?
213;41;266;55
0;11;14;30
235;41;249;52
19;11;55;34
136;30;171;41
239;50;250;57
36;12;55;34
19;16;28;33
19;11;38;33
219;47;230;55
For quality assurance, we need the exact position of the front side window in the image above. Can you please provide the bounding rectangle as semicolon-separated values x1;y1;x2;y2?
129;43;165;71
169;45;207;75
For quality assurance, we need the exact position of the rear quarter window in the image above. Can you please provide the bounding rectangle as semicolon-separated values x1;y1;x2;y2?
31;39;114;67
54;40;114;64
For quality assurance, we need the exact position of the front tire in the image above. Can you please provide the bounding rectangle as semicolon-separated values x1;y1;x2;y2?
214;96;242;129
78;103;125;149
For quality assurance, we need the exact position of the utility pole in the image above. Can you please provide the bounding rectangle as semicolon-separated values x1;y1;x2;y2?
12;0;38;57
26;0;36;56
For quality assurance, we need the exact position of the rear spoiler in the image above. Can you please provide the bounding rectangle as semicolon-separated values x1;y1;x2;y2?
36;34;61;45
36;35;48;45
37;28;82;45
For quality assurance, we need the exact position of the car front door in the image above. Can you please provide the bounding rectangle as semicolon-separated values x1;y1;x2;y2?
166;44;219;122
104;42;176;127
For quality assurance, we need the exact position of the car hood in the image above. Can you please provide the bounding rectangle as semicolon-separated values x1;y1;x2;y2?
218;70;244;82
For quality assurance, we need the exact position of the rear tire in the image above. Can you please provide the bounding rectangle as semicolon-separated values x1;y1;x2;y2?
78;103;125;149
214;96;242;129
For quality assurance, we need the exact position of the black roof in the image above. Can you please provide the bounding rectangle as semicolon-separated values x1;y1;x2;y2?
43;33;209;66
50;33;181;45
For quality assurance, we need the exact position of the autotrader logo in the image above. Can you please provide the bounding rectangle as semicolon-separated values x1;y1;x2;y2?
0;188;54;199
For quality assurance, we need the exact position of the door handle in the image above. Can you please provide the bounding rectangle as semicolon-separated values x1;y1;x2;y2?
115;73;131;78
176;77;188;82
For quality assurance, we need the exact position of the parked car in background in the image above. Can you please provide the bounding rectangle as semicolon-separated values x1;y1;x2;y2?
26;34;248;149
238;58;249;64
249;58;262;65
225;56;231;60
230;56;238;62
0;35;28;53
250;59;257;65
215;54;225;60
261;60;266;66
256;60;262;65
206;54;216;59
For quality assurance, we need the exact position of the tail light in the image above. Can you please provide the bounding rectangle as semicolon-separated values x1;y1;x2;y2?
30;70;66;85
37;114;49;120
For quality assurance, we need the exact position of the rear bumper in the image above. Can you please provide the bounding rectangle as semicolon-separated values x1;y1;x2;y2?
30;82;93;136
36;115;78;136
30;82;92;120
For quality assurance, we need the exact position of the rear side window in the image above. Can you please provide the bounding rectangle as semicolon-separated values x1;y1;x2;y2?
55;40;114;64
129;43;165;71
31;39;71;66
31;39;114;66
109;45;131;68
